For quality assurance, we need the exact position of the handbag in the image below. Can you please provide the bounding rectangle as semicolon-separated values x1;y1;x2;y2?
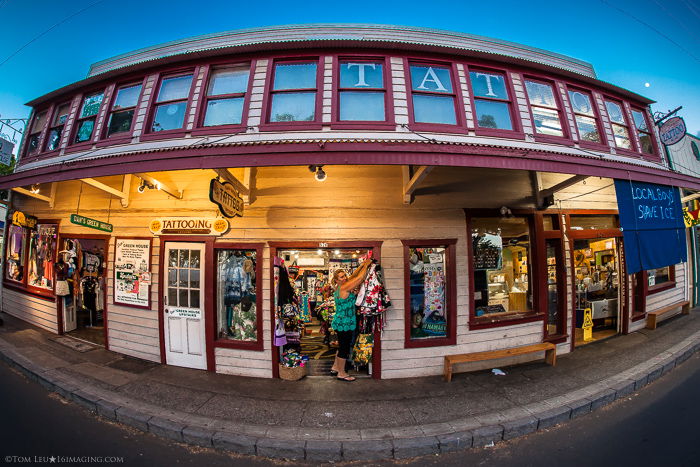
55;280;70;296
351;333;374;365
274;318;287;347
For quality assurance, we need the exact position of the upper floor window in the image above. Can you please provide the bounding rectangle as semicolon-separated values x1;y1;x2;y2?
567;89;602;144
269;61;317;122
151;74;193;132
605;99;632;150
26;111;47;154
631;108;655;155
45;103;71;151
524;80;564;137
693;141;700;161
107;83;142;136
409;64;457;125
470;70;513;130
74;92;104;143
203;65;250;127
339;61;386;121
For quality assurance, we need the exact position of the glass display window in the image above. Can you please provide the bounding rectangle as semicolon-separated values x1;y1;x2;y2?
74;92;104;143
647;266;672;288
150;74;193;132
6;224;27;283
524;79;564;137
338;60;386;122
216;248;259;343
631;108;655;155
567;88;602;144
107;83;143;136
45;103;71;151
27;224;58;290
470;217;533;320
26;110;48;154
202;65;250;127
409;63;457;125
470;70;514;131
604;99;632;150
269;61;318;123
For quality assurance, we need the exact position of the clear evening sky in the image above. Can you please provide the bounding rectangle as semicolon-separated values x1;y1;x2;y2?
1;0;699;149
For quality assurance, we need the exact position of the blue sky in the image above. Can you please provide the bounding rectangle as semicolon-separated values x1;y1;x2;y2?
1;0;699;149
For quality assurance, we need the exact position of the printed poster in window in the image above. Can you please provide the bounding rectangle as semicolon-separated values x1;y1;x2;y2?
114;238;151;308
421;258;447;336
473;232;503;270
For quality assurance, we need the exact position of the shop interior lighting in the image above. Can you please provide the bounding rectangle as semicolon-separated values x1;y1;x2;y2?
334;249;340;255
137;179;156;193
308;165;327;182
317;249;323;255
29;184;40;194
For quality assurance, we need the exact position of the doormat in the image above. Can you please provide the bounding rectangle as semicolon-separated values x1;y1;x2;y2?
107;356;159;374
50;336;99;353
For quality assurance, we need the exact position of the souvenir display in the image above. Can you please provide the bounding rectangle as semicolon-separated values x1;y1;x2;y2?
217;249;257;341
409;247;447;339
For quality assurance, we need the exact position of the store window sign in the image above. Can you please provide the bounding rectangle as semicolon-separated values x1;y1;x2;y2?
658;116;686;146
614;179;687;274
149;217;229;236
411;66;452;93
0;137;14;166
70;214;113;232
340;63;383;88
471;72;507;99
569;91;592;115
12;211;37;229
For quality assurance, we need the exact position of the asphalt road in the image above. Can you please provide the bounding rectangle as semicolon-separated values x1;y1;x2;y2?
1;352;699;466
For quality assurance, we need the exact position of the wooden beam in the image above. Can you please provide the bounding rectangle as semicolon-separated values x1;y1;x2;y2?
402;166;411;204
540;175;590;199
213;168;250;196
134;173;183;199
242;167;255;205
13;187;51;203
120;174;132;208
403;166;433;204
530;171;543;209
48;182;57;209
81;178;129;200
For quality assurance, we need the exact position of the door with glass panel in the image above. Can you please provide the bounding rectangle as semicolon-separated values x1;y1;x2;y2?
163;242;206;369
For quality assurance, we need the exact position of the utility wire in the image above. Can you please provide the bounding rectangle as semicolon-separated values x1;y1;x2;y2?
599;0;700;64
0;0;104;69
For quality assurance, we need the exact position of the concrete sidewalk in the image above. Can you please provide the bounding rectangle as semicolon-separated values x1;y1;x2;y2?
1;310;699;462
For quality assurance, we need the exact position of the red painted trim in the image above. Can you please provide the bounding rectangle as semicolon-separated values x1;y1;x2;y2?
629;106;660;161
99;78;148;141
405;58;467;134
268;240;383;379
465;211;543;329
259;56;324;131
56;233;110;347
212;242;265;352
158;236;216;371
646;266;677;295
142;68;199;140
465;64;524;138
330;55;395;128
112;237;153;310
401;238;457;348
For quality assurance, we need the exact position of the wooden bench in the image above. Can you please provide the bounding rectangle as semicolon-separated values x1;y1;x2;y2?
646;300;690;330
444;342;556;382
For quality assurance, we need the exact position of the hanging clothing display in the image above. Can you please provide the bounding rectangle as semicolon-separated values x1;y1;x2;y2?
218;251;257;340
354;262;392;331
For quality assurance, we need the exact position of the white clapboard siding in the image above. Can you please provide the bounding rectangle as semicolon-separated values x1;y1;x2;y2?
1;288;58;333
10;165;634;378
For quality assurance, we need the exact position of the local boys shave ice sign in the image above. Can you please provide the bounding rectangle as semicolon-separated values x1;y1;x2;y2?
149;218;229;235
631;185;678;221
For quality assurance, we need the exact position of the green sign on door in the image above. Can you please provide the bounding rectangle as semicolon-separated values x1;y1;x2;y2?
70;214;113;232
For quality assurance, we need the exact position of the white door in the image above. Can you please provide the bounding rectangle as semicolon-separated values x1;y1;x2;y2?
163;242;206;370
63;297;77;332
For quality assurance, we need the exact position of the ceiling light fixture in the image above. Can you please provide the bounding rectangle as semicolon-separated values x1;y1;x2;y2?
29;184;40;194
308;165;327;182
137;179;155;193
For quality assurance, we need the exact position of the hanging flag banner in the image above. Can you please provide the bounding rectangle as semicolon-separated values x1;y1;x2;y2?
614;179;687;274
683;207;700;227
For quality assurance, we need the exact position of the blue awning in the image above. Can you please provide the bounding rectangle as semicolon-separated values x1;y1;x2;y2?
614;179;687;274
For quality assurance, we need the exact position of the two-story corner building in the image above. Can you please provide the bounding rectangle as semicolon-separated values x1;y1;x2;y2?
0;24;695;380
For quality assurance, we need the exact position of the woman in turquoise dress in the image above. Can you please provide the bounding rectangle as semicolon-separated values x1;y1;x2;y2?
330;259;373;381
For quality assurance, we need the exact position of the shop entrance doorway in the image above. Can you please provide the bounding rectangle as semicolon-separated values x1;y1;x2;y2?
162;242;207;369
572;237;621;346
57;235;108;346
271;242;383;379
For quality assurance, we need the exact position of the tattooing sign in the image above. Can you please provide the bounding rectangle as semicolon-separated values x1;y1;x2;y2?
149;217;229;236
614;179;687;274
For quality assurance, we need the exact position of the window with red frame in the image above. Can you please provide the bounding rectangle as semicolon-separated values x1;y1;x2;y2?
567;89;602;144
269;61;318;123
605;99;632;150
6;224;27;283
216;248;259;342
45;103;71;151
202;65;250;127
106;83;143;137
524;79;564;137
74;92;104;144
151;74;193;132
338;60;386;121
409;64;457;125
470;70;514;130
26;111;48;154
631;108;655;155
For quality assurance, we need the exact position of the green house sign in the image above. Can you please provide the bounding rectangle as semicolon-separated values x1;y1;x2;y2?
70;214;113;232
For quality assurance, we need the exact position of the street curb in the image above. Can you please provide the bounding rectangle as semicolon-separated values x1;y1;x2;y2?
1;328;699;461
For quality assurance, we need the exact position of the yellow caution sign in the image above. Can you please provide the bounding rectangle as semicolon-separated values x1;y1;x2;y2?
582;307;594;341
